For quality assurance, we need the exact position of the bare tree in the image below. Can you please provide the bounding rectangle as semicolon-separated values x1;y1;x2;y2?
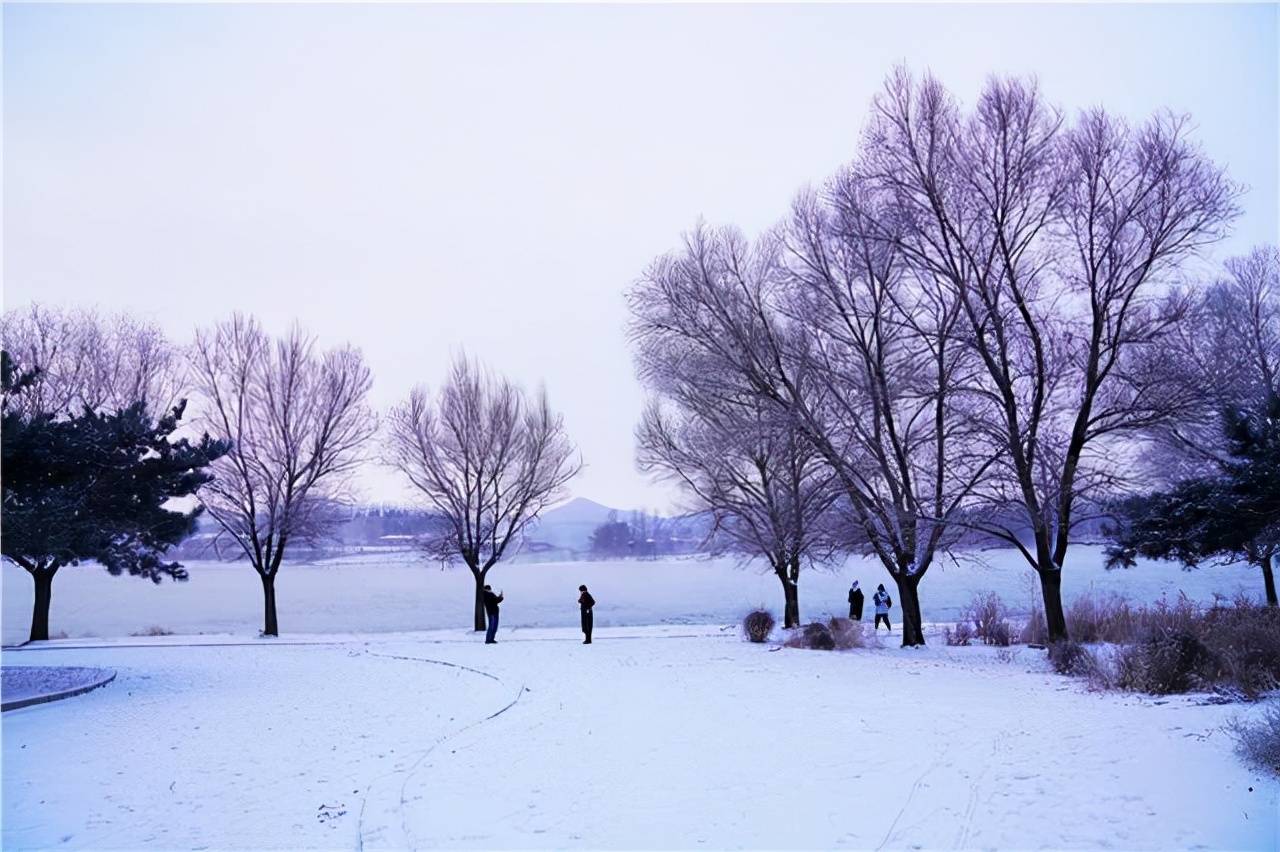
0;304;185;417
386;356;580;631
189;315;375;636
863;69;1240;639
637;393;838;629
629;213;982;646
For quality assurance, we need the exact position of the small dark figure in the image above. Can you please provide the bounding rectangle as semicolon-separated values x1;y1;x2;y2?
873;584;893;632
578;584;595;644
847;580;865;621
483;584;504;644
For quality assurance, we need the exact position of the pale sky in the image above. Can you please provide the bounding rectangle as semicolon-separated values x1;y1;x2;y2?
4;2;1277;511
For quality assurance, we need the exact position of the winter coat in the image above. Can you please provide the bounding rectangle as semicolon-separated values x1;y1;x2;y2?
579;591;596;612
873;590;892;614
848;587;865;618
483;590;504;615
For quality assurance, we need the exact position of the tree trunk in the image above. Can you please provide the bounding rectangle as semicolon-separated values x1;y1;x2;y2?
777;573;800;629
1261;555;1278;607
892;573;926;648
1037;567;1067;641
472;569;487;632
260;572;279;637
29;569;55;642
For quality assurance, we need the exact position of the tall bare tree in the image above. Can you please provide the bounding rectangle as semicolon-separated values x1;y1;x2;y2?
862;69;1240;639
189;315;375;636
386;356;580;631
0;304;185;417
629;215;981;646
637;393;838;629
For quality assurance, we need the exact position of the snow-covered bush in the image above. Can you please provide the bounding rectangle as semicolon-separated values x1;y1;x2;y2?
949;592;1012;646
1197;601;1280;698
1113;630;1214;694
1048;640;1092;675
1050;600;1280;698
1232;701;1280;776
827;617;865;650
783;622;835;650
966;591;1010;644
743;610;775;643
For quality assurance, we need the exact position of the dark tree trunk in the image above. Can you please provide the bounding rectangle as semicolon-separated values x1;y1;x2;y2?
777;573;800;629
1038;567;1067;641
892;573;926;648
1261;555;1278;607
472;569;487;632
29;569;55;642
260;572;279;637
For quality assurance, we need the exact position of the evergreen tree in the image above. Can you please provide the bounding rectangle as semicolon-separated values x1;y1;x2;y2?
1106;395;1280;606
2;351;230;641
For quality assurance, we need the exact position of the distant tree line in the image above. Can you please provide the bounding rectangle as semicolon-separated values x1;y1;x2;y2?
588;509;705;560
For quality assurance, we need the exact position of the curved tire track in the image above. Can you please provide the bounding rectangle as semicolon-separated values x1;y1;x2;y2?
355;651;526;851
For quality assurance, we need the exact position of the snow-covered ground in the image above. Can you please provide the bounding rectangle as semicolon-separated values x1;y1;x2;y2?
1;546;1262;645
0;665;114;708
3;627;1275;850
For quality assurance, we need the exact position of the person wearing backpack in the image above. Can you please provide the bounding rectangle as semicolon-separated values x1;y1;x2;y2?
847;580;865;620
873;584;893;632
578;584;596;644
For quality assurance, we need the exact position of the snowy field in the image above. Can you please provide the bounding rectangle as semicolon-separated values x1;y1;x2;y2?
3;626;1276;850
1;546;1263;645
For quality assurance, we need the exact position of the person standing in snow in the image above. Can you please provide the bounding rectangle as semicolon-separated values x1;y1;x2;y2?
578;584;596;644
483;584;504;644
847;581;865;621
873;584;893;632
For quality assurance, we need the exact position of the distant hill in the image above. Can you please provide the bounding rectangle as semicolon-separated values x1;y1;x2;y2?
529;497;622;550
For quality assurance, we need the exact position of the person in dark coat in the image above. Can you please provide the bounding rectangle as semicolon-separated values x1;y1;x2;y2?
483;584;504;644
873;583;893;632
847;580;865;620
578;584;596;644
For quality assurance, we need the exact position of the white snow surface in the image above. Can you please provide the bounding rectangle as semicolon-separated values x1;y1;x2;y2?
0;665;113;704
3;627;1275;850
1;546;1263;646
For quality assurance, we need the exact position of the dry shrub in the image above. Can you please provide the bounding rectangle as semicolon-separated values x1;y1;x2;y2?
1231;701;1280;776
1019;608;1048;645
996;646;1022;665
1197;601;1280;698
743;610;775;644
966;592;1009;643
953;591;1013;646
784;622;836;650
1064;591;1139;643
1113;630;1214;694
131;625;174;637
945;621;975;646
827;617;866;650
1049;596;1280;698
1048;640;1092;675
